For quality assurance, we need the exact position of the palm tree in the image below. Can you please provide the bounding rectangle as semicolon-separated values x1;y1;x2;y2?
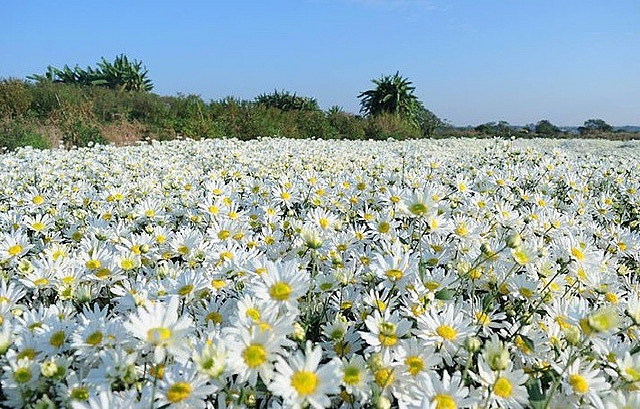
358;72;421;120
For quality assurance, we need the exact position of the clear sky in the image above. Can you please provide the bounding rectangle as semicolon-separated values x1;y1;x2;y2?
2;0;638;126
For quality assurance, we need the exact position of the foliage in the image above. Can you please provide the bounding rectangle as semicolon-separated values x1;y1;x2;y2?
365;112;422;140
60;118;105;148
358;72;422;122
255;90;319;112
0;79;32;119
534;119;561;137
2;76;636;147
0;120;50;151
579;118;613;136
327;111;366;140
475;121;514;138
28;54;153;92
415;106;443;137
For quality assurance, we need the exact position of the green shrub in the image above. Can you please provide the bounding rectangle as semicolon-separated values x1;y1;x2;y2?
294;110;335;139
255;90;319;112
61;119;105;148
29;82;88;119
0;120;50;151
0;79;32;120
327;111;366;140
365;113;422;140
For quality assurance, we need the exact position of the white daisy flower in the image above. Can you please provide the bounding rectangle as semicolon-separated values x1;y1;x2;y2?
125;296;193;363
269;341;340;409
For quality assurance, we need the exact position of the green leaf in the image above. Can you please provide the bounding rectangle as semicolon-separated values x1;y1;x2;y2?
526;378;544;401
435;288;454;300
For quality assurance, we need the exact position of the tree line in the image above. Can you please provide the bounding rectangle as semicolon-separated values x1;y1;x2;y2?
1;55;636;150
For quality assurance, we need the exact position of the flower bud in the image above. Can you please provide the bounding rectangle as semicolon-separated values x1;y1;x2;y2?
375;395;391;409
41;361;58;378
464;336;482;353
292;322;306;341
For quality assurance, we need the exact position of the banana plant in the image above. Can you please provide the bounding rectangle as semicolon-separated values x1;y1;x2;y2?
28;55;153;92
358;71;421;120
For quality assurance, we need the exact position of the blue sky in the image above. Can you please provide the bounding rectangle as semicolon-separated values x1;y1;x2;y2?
2;0;639;126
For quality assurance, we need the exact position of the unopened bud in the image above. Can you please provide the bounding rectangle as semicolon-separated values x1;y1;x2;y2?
464;336;482;353
375;395;391;409
41;361;58;378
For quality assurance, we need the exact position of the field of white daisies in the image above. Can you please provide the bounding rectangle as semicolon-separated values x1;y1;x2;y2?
0;137;639;409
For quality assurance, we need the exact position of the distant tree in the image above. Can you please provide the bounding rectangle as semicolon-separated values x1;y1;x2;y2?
415;105;443;137
358;72;442;137
535;119;561;137
578;118;613;136
474;121;512;138
358;72;422;120
255;90;319;111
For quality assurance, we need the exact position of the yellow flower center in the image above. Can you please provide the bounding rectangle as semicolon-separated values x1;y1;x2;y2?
409;203;428;216
494;377;513;398
177;245;190;255
432;394;457;409
519;287;534;298
206;311;223;324
385;269;403;281
245;308;261;321
569;374;589;394
291;370;318;395
571;247;585;262
374;367;395;388
378;221;390;233
167;382;193;403
178;284;194;296
13;367;32;384
405;356;424;376
49;330;65;348
455;224;468;237
32;195;44;205
425;281;440;291
70;386;89;401
8;244;22;257
475;311;490;326
211;279;226;289
17;348;36;360
269;282;292;301
378;322;398;346
120;259;135;270
512;248;529;265
343;366;361;385
94;268;111;279
243;344;267;368
34;278;49;287
85;331;103;346
147;327;172;344
436;324;457;340
85;259;101;270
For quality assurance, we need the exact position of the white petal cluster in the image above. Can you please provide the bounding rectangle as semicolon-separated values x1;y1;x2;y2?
0;137;639;408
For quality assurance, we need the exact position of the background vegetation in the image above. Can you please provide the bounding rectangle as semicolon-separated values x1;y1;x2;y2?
1;56;637;151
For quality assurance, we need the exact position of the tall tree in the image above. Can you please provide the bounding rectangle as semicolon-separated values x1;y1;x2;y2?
358;72;421;120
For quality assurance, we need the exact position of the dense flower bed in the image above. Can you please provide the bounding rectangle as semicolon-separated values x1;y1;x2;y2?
0;138;639;408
